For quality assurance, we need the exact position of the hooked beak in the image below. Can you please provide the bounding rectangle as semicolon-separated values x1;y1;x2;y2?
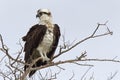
36;14;39;18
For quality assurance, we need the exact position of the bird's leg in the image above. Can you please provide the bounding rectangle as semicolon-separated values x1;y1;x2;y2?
39;51;44;59
39;51;50;62
43;53;50;61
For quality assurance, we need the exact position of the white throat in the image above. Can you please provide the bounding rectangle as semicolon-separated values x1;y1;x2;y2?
38;14;53;26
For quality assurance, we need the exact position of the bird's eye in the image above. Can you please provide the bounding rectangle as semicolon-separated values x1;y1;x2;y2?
47;12;51;16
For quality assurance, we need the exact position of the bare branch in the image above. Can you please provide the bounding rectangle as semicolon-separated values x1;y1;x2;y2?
77;51;87;60
69;71;75;80
56;65;65;70
0;34;12;60
73;62;94;67
28;58;120;73
53;22;113;60
107;71;118;80
0;34;25;64
0;55;6;62
81;67;93;80
38;71;44;80
0;22;117;80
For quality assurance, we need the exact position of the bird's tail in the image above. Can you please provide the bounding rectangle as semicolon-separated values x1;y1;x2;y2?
29;61;47;77
24;60;47;77
24;65;37;77
24;63;36;77
29;70;36;77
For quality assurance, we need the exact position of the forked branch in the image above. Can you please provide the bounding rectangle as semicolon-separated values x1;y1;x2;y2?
53;21;113;60
1;22;119;80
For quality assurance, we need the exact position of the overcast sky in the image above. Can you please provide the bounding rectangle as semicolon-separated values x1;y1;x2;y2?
0;0;120;80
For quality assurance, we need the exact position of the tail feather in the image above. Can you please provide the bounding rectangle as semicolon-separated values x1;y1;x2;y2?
24;60;47;77
29;70;36;77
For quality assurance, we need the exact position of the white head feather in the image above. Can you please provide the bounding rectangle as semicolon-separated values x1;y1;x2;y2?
36;9;53;25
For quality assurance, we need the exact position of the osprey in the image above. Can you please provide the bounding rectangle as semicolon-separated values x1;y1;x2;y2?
22;9;61;77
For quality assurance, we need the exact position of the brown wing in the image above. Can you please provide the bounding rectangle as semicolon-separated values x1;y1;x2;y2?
22;25;38;41
22;24;47;62
47;24;61;59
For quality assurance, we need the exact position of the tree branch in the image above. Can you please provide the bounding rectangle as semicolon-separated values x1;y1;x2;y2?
0;34;25;64
28;58;120;72
0;22;117;80
52;22;113;60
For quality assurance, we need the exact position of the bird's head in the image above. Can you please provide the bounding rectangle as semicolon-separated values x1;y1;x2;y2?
36;9;52;25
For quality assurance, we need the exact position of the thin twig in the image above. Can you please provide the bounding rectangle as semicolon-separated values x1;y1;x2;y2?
0;34;25;64
81;66;93;80
107;71;118;80
69;71;75;80
73;62;94;67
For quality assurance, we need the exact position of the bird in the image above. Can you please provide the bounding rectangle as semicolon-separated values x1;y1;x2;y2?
22;9;61;77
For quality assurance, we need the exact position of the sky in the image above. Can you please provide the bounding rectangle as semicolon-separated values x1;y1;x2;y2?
0;0;120;80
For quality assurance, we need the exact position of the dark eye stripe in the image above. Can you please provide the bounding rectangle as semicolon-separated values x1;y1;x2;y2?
40;12;51;15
